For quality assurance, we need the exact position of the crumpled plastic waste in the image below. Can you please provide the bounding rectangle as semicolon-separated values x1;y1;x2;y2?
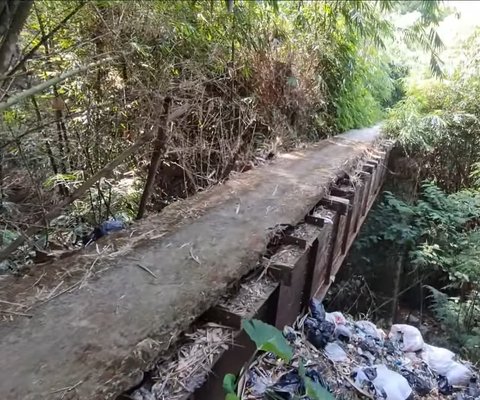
353;364;413;400
325;311;352;342
304;317;335;349
247;370;274;396
83;219;125;245
400;368;433;396
390;324;424;352
356;320;383;341
267;370;303;399
130;387;156;400
305;300;336;349
324;342;348;362
263;367;327;400
334;323;352;342
310;298;326;321
326;311;347;326
438;375;453;395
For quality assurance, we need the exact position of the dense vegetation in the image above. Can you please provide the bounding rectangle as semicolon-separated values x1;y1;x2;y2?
0;0;443;270
347;26;480;360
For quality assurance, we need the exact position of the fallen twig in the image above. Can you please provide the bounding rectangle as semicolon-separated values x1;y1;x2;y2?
136;263;158;279
0;309;33;318
0;299;27;308
345;376;374;399
50;379;84;398
189;247;201;265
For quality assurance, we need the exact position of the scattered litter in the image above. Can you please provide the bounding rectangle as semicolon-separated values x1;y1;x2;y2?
312;206;335;225
189;247;201;265
83;219;125;245
243;300;480;400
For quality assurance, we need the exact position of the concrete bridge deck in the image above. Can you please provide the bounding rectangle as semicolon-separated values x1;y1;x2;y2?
0;126;388;400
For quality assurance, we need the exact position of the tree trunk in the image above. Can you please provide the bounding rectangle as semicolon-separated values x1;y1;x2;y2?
391;249;405;324
136;97;172;220
0;0;33;76
30;96;59;176
7;1;85;76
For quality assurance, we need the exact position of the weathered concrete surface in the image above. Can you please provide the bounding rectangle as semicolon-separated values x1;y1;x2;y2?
0;126;382;400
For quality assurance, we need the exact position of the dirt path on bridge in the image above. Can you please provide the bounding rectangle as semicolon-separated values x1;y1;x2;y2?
0;126;382;400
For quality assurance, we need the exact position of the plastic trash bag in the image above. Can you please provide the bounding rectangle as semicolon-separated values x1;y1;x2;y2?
446;362;473;387
421;344;472;386
325;311;351;342
304;317;335;349
83;219;125;245
438;375;453;395
389;324;424;352
266;368;328;400
354;364;413;400
267;370;303;400
310;299;326;321
356;320;382;340
325;342;348;362
335;324;352;342
358;336;380;355
420;344;455;376
400;368;433;396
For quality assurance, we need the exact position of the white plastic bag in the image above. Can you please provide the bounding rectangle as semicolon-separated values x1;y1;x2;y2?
420;344;455;376
354;364;412;400
446;362;472;386
389;324;424;352
421;344;472;386
324;342;348;362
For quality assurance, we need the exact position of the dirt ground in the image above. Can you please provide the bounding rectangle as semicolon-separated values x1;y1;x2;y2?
0;126;382;400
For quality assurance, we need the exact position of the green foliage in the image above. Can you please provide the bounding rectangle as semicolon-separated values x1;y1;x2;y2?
355;180;480;358
358;182;480;280
242;319;293;362
223;374;239;400
426;285;480;360
298;361;334;400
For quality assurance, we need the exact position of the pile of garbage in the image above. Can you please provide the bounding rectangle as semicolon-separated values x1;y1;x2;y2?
243;300;480;399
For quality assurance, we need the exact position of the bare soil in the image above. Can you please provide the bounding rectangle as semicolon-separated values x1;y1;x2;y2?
0;126;382;400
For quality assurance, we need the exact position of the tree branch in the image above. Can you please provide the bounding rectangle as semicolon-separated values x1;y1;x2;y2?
7;1;86;77
0;56;117;112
